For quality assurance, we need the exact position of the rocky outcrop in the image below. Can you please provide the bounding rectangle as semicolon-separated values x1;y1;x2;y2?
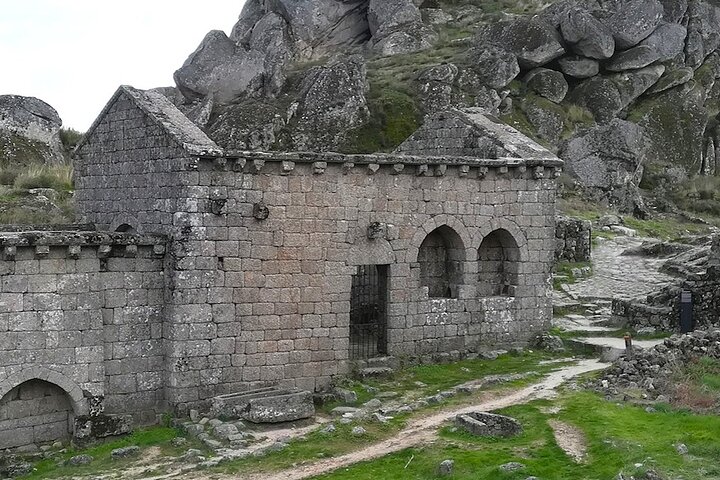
476;18;565;69
560;120;649;210
368;0;436;56
0;95;64;164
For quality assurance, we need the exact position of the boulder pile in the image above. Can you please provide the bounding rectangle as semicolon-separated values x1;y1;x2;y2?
597;329;720;399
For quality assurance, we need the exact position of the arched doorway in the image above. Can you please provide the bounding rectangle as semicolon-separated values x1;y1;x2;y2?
0;379;74;449
418;225;465;298
478;229;520;296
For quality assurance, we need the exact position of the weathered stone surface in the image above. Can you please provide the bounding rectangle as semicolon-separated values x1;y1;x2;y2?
560;7;615;60
291;55;369;151
74;414;134;445
558;55;600;78
560;119;649;210
521;99;565;145
417;63;458;112
555;216;592;263
372;22;437;56
468;45;520;89
212;388;315;424
438;459;454;476
639;22;687;62
596;0;664;50
174;30;266;103
569;65;665;123
111;446;140;458
524;68;568;103
455;412;523;437
684;0;720;68
660;0;688;23
0;95;64;163
605;45;661;72
532;333;565;352
648;67;694;94
476;18;565;69
67;454;94;466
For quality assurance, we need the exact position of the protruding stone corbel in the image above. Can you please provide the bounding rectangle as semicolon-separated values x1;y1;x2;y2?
252;159;266;172
417;164;429;176
498;166;509;175
435;165;447;177
125;245;138;258
233;158;247;172
153;244;166;257
392;164;405;175
253;202;270;220
533;166;545;179
313;162;327;174
68;245;81;259
517;165;527;174
459;165;470;177
213;157;228;170
3;246;16;261
553;167;563;178
342;162;355;174
35;245;50;257
477;166;489;179
98;245;112;258
281;161;296;175
368;164;380;175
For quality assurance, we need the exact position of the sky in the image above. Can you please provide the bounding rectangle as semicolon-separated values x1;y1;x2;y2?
0;1;247;130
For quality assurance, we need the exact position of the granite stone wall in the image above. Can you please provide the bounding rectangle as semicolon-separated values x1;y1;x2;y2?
0;232;167;449
555;216;592;263
153;153;559;411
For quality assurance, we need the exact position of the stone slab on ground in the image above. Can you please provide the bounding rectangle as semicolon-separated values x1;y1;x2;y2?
212;388;315;424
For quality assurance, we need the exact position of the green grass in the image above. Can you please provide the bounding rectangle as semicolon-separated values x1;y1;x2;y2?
21;426;194;479
553;261;591;290
622;215;711;240
313;392;720;480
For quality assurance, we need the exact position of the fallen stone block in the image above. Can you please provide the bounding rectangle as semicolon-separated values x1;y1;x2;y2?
212;387;315;424
455;412;523;437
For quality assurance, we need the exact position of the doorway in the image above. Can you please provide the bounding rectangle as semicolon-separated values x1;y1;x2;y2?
349;264;388;359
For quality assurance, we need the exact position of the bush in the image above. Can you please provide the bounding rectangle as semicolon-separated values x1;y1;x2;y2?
59;128;84;154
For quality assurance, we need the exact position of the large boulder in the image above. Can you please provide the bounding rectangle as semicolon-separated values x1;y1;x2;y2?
467;45;520;89
369;0;435;55
684;1;720;68
636;84;709;175
174;30;266;103
660;0;688;23
560;119;649;210
568;65;665;123
558;55;600;78
291;55;370;151
639;22;688;62
476;18;565;69
605;45;661;72
259;0;370;58
524;68;568;103
521;97;565;144
0;95;64;163
560;7;615;60
595;0;664;50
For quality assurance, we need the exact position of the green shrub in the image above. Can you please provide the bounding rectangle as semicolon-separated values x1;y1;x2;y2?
59;128;84;154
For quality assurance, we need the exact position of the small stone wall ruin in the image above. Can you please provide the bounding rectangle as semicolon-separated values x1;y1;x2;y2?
555;216;592;263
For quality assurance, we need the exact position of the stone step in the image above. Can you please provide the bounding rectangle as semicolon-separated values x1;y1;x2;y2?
358;367;394;379
365;356;399;369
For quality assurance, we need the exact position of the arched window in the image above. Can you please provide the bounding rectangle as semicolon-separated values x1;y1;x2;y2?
0;380;74;449
418;226;465;298
478;229;520;297
115;223;136;233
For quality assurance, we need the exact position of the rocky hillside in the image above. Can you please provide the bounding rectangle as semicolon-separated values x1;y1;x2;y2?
154;0;720;217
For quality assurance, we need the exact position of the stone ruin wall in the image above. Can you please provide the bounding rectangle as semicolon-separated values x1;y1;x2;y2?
0;233;167;450
555;216;592;264
149;154;558;411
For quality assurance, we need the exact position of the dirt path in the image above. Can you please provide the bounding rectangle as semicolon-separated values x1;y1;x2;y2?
182;359;607;480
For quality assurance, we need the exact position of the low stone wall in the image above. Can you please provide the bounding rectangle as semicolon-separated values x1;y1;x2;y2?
555;216;591;263
0;230;168;449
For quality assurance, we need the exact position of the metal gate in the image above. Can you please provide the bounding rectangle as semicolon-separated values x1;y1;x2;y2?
349;264;388;360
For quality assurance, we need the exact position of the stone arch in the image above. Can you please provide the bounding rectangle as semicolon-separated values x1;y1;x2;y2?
478;229;521;296
0;367;88;416
110;213;139;234
474;219;529;262
408;215;473;265
417;225;466;298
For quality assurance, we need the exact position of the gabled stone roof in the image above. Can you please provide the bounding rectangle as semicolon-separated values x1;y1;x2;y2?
75;85;223;157
396;108;558;161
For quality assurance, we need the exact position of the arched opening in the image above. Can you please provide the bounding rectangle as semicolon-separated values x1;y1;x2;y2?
418;225;465;298
478;229;520;297
0;379;74;449
115;223;136;233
